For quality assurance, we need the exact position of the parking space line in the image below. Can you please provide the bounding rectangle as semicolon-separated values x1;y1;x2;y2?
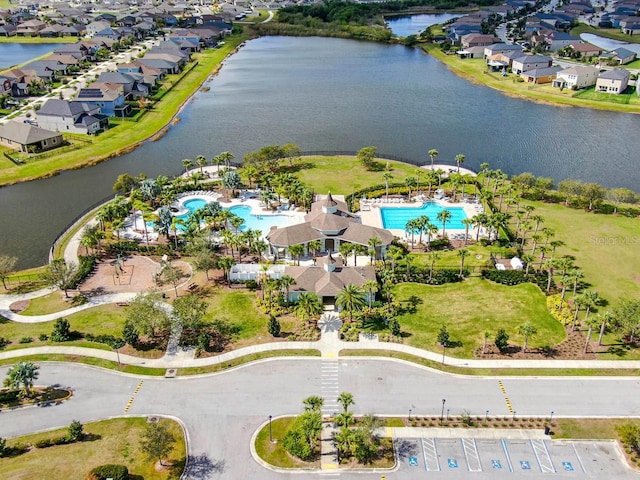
572;443;587;473
531;439;555;473
462;438;482;472
501;439;514;472
422;437;440;471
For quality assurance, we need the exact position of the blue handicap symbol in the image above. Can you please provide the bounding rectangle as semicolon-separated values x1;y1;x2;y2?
492;459;502;469
448;458;458;469
563;461;574;472
408;457;418;467
520;460;531;470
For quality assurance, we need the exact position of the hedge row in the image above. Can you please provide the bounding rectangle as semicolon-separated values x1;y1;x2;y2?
481;269;548;290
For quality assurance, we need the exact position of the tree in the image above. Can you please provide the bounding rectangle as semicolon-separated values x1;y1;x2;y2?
161;263;184;296
303;395;324;412
181;158;194;174
122;319;139;347
405;175;417;200
461;218;473;245
495;328;509;353
173;294;208;333
436;209;452;238
194;249;217;281
337;392;354;412
44;259;78;298
357;146;377;170
289;244;305;266
294;292;324;323
382;171;393;199
195;154;207;174
67;420;84;442
482;330;491;354
51;318;71;342
279;274;296;304
283;142;301;167
454;153;465;173
0;255;18;290
283;410;322;460
336;284;366;322
140;422;176;467
517;322;537;353
389;318;401;337
612;299;640;344
3;361;39;398
268;315;281;337
362;280;378;310
596;311;614;346
126;292;171;338
428;149;439;169
367;236;382;263
457;249;469;277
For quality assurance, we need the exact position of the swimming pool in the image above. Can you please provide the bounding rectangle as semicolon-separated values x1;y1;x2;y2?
380;202;467;230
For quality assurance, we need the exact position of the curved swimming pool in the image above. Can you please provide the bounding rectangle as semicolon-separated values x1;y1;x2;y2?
380;203;467;230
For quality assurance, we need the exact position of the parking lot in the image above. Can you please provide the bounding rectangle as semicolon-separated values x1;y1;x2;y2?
393;436;638;479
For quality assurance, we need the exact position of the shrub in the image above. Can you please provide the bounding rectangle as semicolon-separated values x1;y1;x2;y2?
0;337;10;349
39;334;49;341
67;420;84;442
547;294;573;325
88;464;129;480
19;337;33;344
245;279;258;290
268;315;281;337
0;437;6;457
51;318;71;342
495;328;510;353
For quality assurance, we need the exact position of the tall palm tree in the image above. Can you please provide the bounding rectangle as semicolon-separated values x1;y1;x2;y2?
218;151;235;169
521;253;535;275
436;209;452;238
583;314;601;354
195;154;207;175
279;275;296;305
294;292;324;323
367;237;382;263
458;249;469;277
416;215;430;245
428;251;440;282
308;240;323;264
382;171;393;199
339;242;354;266
454;153;465;173
217;256;235;287
568;268;585;297
289;244;305;266
182;158;194;175
336;284;366;322
428;149;439;169
385;245;405;272
362;280;378;309
405;219;419;247
461;217;474;245
596;311;614;346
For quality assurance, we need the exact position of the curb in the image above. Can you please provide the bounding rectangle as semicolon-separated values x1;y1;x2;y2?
0;387;73;413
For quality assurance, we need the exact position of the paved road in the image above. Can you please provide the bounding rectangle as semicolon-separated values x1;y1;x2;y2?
2;359;640;478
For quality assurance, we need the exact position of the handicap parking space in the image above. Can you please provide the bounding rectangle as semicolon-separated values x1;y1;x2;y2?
436;438;467;471
475;438;512;473
502;440;540;473
546;441;585;474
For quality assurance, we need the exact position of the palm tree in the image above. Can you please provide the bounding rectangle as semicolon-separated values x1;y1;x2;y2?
195;154;207;175
367;237;382;263
517;322;537;353
294;292;324;323
182;158;194;175
482;330;491;354
543;258;557;293
337;392;355;412
568;268;585;297
457;249;469;277
461;218;474;245
385;245;404;272
428;251;440;282
303;395;324;412
596;311;614;346
428;149;439;169
382;171;393;199
289;244;305;266
416;215;430;245
218;151;235;169
581;290;602;322
405;176;417;200
454;153;465;173
336;284;366;322
362;280;378;309
583;315;601;354
3;361;39;398
437;209;452;238
279;274;296;305
217;256;235;287
521;253;535;275
405;219;419;247
308;240;323;264
339;242;354;266
425;222;439;248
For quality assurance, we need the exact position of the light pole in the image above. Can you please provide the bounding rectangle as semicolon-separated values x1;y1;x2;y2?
485;410;489;423
549;410;554;424
440;398;446;421
409;408;412;420
269;415;273;443
512;411;516;422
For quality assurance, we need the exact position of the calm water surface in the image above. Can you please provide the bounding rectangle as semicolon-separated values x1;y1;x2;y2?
1;36;640;268
385;13;459;37
0;43;59;69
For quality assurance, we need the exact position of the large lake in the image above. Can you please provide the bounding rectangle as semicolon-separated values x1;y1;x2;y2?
2;36;640;268
385;13;459;37
0;43;59;69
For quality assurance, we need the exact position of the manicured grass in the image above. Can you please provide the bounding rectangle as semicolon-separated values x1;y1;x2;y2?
570;24;640;44
255;416;318;468
522;201;640;302
393;279;565;358
20;291;71;315
0;34;249;186
1;417;185;480
408;244;510;270
295;155;422;195
554;418;638;439
339;350;640;376
425;45;640;113
1;304;127;348
0;36;76;44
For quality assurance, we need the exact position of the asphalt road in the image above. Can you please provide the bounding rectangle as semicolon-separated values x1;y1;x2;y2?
2;359;640;479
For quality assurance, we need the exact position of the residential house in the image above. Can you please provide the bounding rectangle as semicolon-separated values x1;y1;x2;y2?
0;120;63;153
39;24;65;37
552;65;600;89
97;71;153;97
544;31;580;51
0;24;17;36
137;57;180;74
600;48;637;65
15;19;46;36
86;20;111;37
511;54;552;74
568;42;602;58
456;45;486;59
0;76;12;94
61;24;86;37
460;33;499;48
37;99;109;134
483;43;523;59
520;65;562;84
595;68;630;94
486;50;523;69
76;85;130;117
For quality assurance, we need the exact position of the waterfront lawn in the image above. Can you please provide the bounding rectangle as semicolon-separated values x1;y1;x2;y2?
573;87;637;104
0;36;76;44
393;278;565;358
0;34;249;186
570;23;640;44
295;155;420;194
425;45;640;113
1;417;185;480
522;201;640;302
1;304;127;349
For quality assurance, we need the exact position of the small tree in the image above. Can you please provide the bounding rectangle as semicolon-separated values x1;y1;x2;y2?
357;146;377;170
517;322;537;353
122;319;139;347
44;259;78;298
337;392;355;412
67;420;84;442
389;318;401;337
3;361;39;398
140;422;176;467
0;437;7;458
268;315;281;337
0;255;18;290
303;395;324;412
495;328;509;353
51;318;71;342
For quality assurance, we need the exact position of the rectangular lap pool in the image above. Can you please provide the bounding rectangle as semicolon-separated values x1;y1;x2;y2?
380;202;467;230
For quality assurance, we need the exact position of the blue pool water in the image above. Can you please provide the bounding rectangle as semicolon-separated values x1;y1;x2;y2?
173;199;292;234
380;203;467;230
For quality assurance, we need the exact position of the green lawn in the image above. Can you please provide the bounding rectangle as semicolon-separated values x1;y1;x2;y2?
0;417;185;480
19;292;72;315
254;416;318;468
570;23;640;44
522;201;640;302
295;155;422;195
0;36;75;44
0;34;249;186
408;244;512;270
393;279;565;357
425;45;640;113
202;287;269;342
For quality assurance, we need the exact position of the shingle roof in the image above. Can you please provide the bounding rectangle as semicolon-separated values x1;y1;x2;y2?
599;68;630;80
0;120;61;145
285;265;376;296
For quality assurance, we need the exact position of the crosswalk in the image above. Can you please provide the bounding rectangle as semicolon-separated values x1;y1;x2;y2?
321;358;340;417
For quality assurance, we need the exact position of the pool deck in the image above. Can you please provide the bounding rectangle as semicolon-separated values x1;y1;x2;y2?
359;196;485;243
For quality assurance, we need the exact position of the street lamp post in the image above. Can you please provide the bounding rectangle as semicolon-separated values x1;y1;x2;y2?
447;409;450;421
409;408;412;420
485;410;489;423
549;410;554;424
440;398;446;422
269;415;273;443
512;411;516;422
